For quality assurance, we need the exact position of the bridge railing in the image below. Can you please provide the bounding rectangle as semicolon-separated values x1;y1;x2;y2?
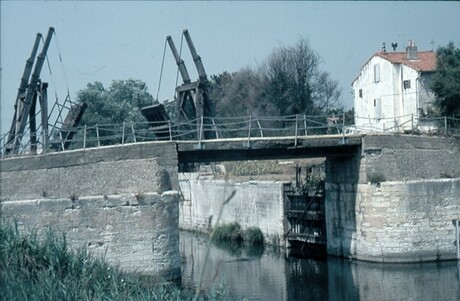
1;114;459;157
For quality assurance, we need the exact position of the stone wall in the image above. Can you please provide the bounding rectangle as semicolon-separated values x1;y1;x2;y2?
0;142;178;201
178;173;287;246
353;178;460;262
1;192;181;280
326;135;460;262
0;142;181;279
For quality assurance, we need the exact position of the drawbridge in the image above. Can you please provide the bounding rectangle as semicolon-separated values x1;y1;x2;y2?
4;27;86;156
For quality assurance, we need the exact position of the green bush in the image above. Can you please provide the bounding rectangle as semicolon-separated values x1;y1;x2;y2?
243;227;264;245
212;222;243;242
212;223;264;247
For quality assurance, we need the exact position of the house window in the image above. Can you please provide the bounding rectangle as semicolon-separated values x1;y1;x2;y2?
374;98;381;120
359;89;363;98
374;64;380;83
403;79;411;89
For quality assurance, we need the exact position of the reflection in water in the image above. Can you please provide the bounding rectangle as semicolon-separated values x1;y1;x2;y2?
180;231;460;301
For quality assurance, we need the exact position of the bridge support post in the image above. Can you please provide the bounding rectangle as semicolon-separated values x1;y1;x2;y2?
324;152;360;258
454;219;460;260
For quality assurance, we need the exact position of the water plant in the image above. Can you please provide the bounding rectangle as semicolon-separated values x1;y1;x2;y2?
212;223;264;246
212;222;243;242
243;227;264;245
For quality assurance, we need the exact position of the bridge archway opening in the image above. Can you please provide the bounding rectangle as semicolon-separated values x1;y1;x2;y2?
177;143;360;259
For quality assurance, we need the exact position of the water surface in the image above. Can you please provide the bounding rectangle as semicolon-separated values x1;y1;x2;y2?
180;231;460;301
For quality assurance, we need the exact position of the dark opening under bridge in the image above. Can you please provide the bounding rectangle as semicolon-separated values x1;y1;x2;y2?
176;134;361;164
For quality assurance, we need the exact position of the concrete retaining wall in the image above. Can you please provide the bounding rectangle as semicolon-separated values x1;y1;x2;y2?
1;192;181;280
178;173;286;246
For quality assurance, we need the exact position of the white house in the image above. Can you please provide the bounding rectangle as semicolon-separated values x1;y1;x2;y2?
352;41;437;132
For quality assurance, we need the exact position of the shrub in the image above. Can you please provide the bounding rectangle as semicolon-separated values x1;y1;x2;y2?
243;227;264;245
367;171;386;184
212;222;243;242
212;223;264;246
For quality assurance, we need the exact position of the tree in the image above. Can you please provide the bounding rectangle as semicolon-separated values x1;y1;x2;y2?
431;42;460;117
208;70;270;117
73;79;156;146
260;38;341;116
208;37;342;118
77;79;156;126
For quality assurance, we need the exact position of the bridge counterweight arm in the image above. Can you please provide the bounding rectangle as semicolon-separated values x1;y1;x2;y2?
11;27;55;153
6;33;42;146
166;36;191;84
183;29;207;82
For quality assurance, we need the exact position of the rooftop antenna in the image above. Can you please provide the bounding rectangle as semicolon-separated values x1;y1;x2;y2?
391;42;398;51
430;40;435;51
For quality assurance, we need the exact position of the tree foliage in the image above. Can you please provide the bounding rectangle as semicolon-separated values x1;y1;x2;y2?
261;38;341;115
208;37;342;118
431;42;460;117
77;79;156;125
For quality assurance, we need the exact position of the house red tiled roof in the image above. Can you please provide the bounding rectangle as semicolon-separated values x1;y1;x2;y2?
352;50;437;85
375;51;437;72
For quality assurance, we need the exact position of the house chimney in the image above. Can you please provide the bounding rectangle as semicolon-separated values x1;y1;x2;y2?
407;40;418;60
382;42;387;53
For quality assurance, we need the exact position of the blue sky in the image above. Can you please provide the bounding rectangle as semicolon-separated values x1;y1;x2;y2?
1;1;459;132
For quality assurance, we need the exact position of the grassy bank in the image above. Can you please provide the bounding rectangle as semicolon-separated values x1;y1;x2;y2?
0;222;233;301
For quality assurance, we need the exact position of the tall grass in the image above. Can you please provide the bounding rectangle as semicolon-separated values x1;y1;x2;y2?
0;222;234;301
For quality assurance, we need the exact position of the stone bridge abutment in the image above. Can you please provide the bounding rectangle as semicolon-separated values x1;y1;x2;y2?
0;142;182;280
326;135;460;262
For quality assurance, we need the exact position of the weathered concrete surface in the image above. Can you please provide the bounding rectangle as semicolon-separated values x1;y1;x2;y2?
0;142;178;201
178;173;286;246
1;192;181;280
360;134;460;182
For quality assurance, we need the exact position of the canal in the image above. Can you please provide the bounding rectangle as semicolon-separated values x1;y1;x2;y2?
180;231;460;301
